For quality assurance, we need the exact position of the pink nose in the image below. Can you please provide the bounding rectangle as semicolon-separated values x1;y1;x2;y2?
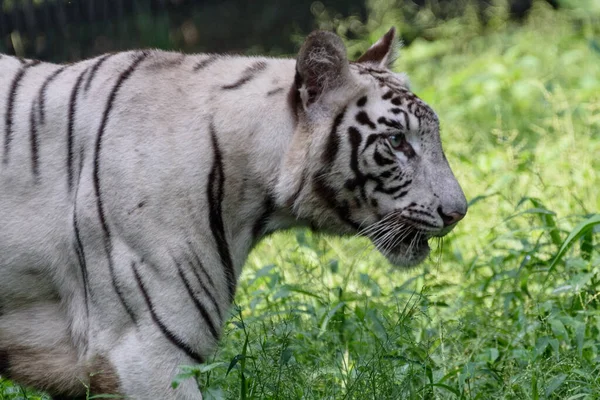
437;208;466;227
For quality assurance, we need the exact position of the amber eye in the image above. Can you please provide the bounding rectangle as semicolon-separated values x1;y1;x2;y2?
388;134;405;150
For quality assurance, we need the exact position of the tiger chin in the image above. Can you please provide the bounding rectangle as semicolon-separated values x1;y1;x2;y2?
0;27;466;399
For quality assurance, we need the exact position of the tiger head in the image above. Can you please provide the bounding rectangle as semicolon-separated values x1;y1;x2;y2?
278;28;467;268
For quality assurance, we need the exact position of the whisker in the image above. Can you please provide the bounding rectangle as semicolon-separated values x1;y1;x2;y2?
376;225;412;254
405;231;420;256
436;237;444;268
383;226;413;253
356;212;398;237
368;222;404;243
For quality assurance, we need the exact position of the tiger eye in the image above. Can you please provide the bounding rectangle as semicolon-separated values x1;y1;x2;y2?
388;134;404;149
388;134;416;158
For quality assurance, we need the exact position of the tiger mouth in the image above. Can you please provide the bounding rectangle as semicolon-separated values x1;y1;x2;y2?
388;229;430;254
371;229;431;268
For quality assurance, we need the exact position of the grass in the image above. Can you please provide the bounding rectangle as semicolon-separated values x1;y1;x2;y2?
2;2;600;399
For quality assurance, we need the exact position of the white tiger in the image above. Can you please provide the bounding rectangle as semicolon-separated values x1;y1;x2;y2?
0;28;467;399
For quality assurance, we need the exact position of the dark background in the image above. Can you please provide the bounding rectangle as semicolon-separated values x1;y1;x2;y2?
0;0;559;63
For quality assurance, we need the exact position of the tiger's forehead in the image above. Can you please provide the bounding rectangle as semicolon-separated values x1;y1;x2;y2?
350;63;439;128
351;62;409;91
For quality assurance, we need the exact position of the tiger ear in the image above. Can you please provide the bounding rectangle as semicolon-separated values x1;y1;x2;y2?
356;27;398;69
295;30;350;108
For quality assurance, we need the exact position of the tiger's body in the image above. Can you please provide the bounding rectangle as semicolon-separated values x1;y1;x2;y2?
0;29;467;399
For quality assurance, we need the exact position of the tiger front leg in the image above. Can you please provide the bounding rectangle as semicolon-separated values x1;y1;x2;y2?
98;330;205;400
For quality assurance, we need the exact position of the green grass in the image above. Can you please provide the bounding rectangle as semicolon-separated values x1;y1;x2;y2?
2;2;600;399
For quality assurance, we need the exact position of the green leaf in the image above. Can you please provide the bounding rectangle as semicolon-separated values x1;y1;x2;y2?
534;336;549;359
581;229;593;261
428;383;461;396
318;301;346;337
515;197;562;247
550;319;569;341
226;354;246;376
547;214;600;276
197;362;227;374
203;387;225;400
566;395;589;400
489;348;499;363
279;347;293;365
531;370;539;400
544;373;567;397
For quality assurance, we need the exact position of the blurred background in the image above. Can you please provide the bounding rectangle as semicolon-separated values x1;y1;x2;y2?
0;0;568;62
1;1;600;399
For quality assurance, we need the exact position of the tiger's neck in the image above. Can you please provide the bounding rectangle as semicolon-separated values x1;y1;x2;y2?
205;64;304;280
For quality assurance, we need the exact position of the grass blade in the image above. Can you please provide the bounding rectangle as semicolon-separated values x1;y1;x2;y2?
547;214;600;277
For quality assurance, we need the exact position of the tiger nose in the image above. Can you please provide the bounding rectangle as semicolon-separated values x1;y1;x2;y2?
437;207;466;227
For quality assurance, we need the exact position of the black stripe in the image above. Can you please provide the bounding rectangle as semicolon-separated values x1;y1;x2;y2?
183;252;223;321
362;134;379;153
131;262;205;363
84;53;113;92
402;110;412;132
186;241;217;290
356;111;376;130
67;67;90;191
312;107;363;229
0;350;9;376
74;146;90;318
394;108;411;131
402;216;438;229
93;51;148;321
38;66;66;124
207;122;236;302
252;194;275;239
322;108;346;164
347;127;368;202
194;55;217;71
221;61;267;90
222;75;254;90
175;259;220;339
393;190;409;199
377;116;402;130
409;208;435;218
266;87;284;96
29;102;40;181
375;179;412;195
313;175;360;230
373;151;396;166
73;211;90;319
4;61;40;164
347;127;363;173
145;53;185;71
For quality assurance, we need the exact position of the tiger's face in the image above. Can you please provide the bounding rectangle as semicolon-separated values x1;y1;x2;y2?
282;28;467;268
